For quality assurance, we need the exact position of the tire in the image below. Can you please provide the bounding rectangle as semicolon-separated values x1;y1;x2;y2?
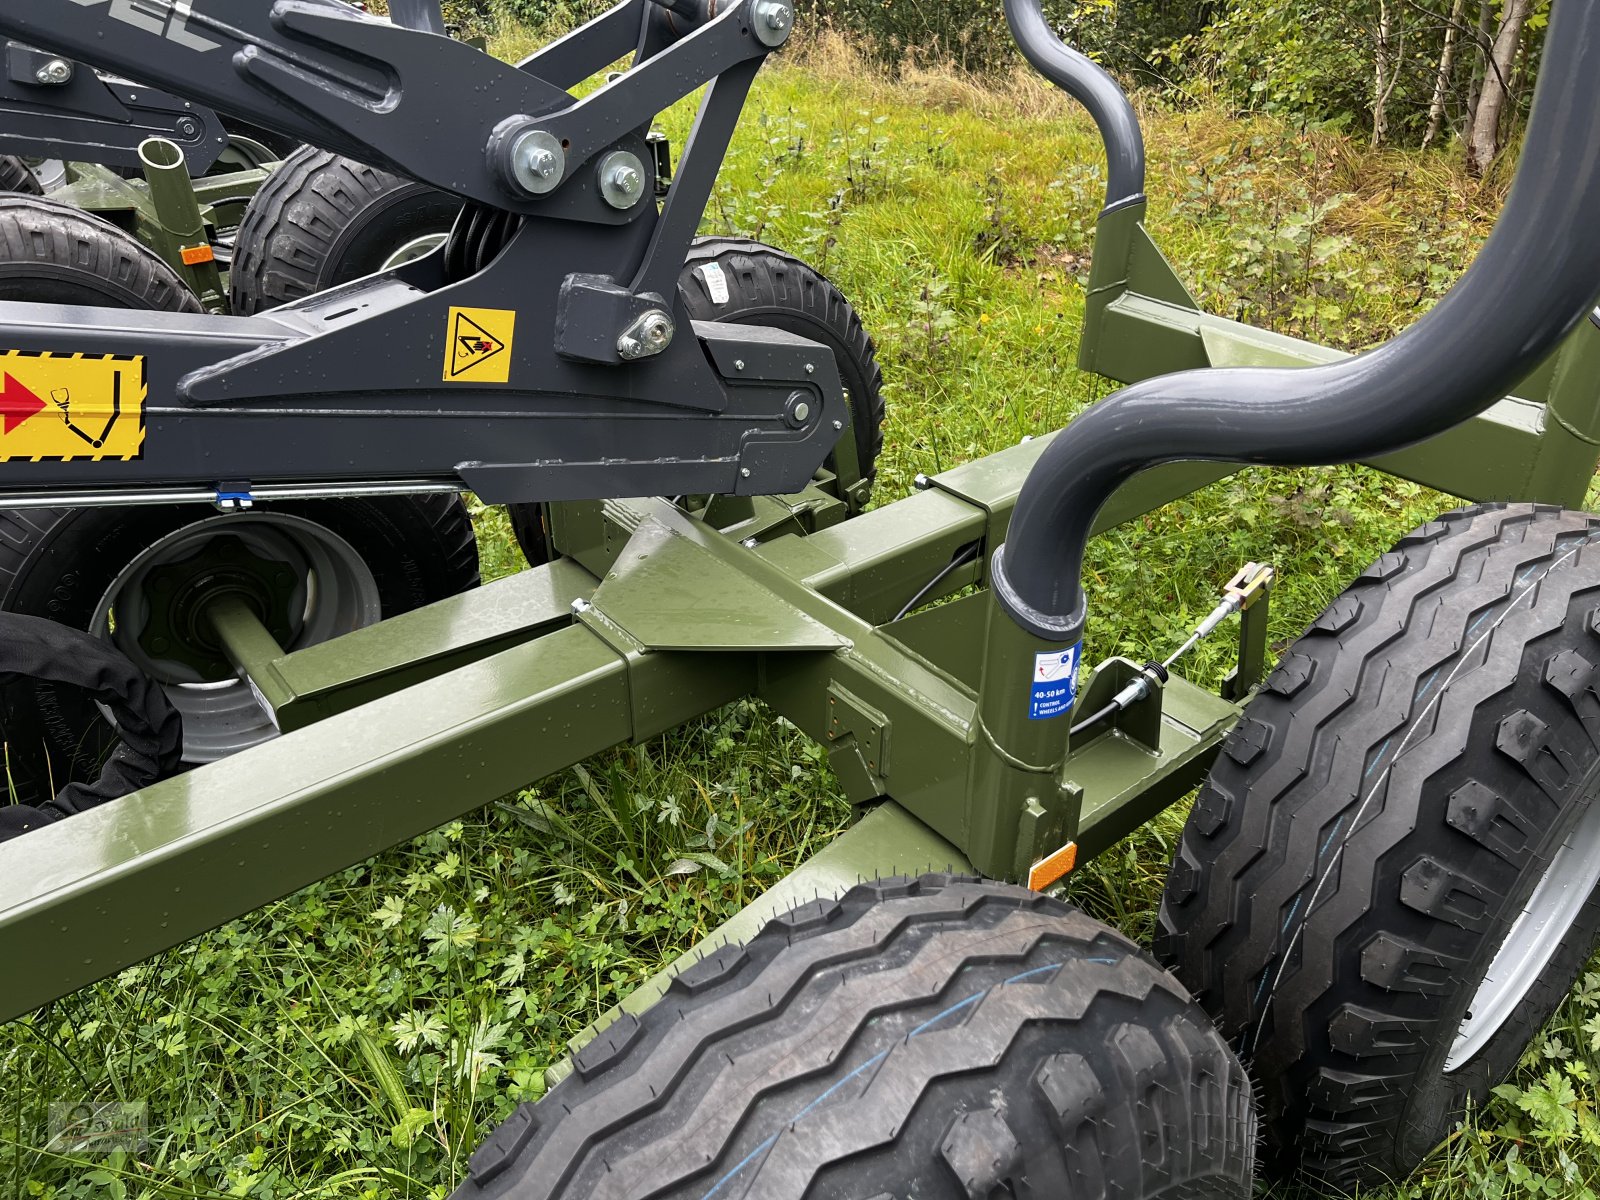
0;194;199;311
229;146;463;314
681;236;885;490
0;156;42;196
505;240;888;567
0;496;480;807
458;874;1256;1200
1156;502;1600;1193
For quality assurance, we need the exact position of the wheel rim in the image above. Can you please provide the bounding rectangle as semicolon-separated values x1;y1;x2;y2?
1446;795;1600;1071
213;135;282;172
381;233;448;270
89;513;381;764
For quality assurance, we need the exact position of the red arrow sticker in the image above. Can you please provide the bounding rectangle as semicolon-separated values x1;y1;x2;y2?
0;372;45;435
0;353;147;461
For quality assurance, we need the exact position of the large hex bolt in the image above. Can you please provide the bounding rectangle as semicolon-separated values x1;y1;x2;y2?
491;120;566;197
751;0;793;47
617;310;676;361
598;150;647;210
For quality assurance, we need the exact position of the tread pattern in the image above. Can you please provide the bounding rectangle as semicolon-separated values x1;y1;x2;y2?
0;156;43;196
0;194;200;311
230;146;456;314
681;236;886;488
1157;503;1600;1191
456;875;1255;1200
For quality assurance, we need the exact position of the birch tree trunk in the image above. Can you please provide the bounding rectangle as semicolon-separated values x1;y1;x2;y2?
1467;0;1533;175
1422;0;1469;149
1465;0;1493;130
1373;0;1394;146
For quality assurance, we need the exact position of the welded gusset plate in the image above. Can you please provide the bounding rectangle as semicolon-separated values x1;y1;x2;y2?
0;47;225;173
583;517;850;652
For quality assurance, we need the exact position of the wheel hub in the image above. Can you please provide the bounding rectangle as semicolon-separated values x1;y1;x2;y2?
135;534;299;680
91;512;383;764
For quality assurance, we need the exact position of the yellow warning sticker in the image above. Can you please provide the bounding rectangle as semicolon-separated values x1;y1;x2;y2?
443;306;515;384
0;352;146;461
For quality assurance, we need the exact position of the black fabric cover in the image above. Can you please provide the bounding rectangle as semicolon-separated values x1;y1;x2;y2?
0;612;182;841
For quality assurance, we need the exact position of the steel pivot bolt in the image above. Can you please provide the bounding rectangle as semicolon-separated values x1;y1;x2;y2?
506;128;565;196
617;310;675;361
597;151;647;210
751;0;793;47
35;59;73;85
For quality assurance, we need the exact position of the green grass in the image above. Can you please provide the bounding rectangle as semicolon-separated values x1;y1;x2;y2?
5;30;1599;1200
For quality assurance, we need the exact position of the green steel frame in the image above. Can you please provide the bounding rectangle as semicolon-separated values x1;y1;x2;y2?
45;154;272;309
3;173;1598;1049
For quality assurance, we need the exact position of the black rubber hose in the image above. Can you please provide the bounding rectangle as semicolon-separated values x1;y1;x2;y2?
1003;0;1145;211
0;612;183;841
993;0;1600;641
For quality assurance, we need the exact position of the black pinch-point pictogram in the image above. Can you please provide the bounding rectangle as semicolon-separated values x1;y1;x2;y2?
50;373;122;449
450;311;507;378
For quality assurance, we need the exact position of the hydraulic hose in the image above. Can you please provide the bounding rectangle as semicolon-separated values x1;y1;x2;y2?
1003;0;1145;211
993;0;1600;642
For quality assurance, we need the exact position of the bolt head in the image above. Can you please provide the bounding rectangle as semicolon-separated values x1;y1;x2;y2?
751;0;794;46
36;59;72;85
740;467;752;478
608;165;643;197
597;150;648;210
734;359;746;371
504;127;565;196
524;147;558;178
832;420;844;431
617;309;676;360
805;363;816;374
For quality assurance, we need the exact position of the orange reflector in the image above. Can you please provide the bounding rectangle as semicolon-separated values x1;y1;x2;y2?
1028;841;1078;891
180;244;215;266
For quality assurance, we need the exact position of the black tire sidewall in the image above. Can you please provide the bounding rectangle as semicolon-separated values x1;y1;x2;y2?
0;268;181;309
677;245;883;483
0;156;42;196
0;196;201;311
314;185;462;291
0;498;476;806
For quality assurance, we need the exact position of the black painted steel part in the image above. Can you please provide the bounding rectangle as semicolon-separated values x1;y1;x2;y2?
994;0;1600;642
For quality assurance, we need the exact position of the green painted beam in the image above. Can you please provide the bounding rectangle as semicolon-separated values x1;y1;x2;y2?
0;624;749;1023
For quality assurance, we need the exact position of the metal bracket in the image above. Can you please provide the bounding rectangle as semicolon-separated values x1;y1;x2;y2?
0;42;225;172
824;682;890;800
1222;577;1272;701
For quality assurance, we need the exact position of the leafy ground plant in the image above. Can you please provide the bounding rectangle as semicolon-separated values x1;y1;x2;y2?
1;26;1591;1200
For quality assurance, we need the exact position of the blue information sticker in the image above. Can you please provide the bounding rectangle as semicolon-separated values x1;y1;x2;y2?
1029;643;1082;720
